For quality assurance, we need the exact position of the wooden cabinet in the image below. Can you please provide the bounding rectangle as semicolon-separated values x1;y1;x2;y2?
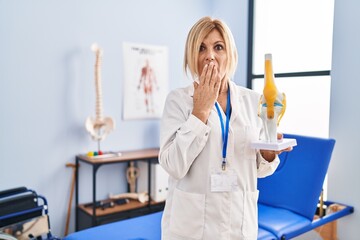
75;148;165;231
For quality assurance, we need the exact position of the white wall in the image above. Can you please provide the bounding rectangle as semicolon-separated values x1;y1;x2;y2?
328;0;360;238
0;0;250;237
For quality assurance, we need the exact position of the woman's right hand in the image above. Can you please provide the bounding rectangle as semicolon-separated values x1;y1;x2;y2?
192;62;221;123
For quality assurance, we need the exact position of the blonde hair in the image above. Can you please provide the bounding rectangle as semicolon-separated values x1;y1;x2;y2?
184;16;238;80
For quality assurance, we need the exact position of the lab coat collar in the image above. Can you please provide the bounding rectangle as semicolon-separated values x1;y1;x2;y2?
228;80;241;124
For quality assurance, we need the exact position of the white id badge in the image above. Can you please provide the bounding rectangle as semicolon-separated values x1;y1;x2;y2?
211;170;239;192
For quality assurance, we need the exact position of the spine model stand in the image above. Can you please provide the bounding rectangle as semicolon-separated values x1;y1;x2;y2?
258;53;286;142
85;43;115;152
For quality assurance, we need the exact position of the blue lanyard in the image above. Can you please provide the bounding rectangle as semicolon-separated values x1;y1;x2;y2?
215;89;231;171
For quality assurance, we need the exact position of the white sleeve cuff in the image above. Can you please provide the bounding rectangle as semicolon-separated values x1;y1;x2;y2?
257;153;280;178
185;114;211;138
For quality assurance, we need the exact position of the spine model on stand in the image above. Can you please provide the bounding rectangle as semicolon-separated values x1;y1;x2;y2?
85;43;115;146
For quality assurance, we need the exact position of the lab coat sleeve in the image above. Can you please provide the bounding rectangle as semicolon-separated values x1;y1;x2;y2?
256;151;280;178
159;90;211;180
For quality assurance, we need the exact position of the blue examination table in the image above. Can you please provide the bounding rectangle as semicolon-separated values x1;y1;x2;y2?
65;134;354;240
65;211;162;240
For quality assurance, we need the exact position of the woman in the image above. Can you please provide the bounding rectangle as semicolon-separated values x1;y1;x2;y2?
159;16;290;240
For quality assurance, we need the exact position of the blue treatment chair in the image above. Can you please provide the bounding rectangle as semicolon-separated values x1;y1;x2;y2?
257;133;354;239
64;211;163;240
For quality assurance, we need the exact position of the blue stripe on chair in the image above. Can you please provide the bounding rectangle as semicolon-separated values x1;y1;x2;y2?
258;226;277;240
258;203;311;239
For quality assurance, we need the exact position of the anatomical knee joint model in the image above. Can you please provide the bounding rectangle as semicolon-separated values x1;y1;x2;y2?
258;53;286;143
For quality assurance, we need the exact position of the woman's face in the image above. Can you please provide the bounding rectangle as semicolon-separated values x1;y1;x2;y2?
197;29;227;80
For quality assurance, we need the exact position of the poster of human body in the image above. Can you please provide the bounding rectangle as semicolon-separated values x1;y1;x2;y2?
123;42;168;119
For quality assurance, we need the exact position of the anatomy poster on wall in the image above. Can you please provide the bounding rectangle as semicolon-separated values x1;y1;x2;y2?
123;42;168;119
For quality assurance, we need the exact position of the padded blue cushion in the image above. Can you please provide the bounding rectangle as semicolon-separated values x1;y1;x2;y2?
258;226;277;240
258;203;311;239
258;134;335;221
64;211;162;240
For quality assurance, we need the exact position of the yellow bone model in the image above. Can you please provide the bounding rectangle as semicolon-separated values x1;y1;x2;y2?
258;53;286;142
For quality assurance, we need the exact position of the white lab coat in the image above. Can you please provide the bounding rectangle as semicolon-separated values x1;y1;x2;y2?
159;81;280;240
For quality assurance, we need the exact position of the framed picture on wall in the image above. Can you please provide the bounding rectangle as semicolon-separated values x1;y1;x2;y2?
123;42;168;120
